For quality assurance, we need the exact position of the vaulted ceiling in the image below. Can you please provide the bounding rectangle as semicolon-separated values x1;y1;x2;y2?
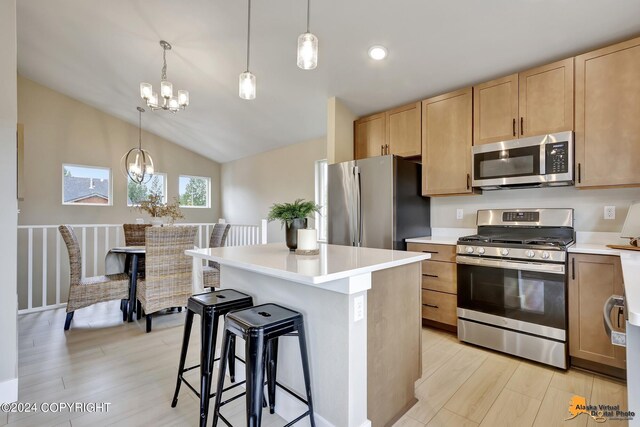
17;0;640;163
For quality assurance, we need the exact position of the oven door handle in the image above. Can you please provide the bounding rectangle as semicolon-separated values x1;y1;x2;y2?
456;255;565;275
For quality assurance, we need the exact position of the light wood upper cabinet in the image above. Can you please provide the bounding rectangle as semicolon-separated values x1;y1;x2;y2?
519;58;574;137
422;88;474;196
354;113;385;160
575;36;640;188
473;74;519;145
569;254;626;370
386;102;421;157
474;61;574;144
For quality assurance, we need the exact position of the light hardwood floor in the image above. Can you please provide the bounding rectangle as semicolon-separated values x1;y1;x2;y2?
393;328;629;427
5;302;629;427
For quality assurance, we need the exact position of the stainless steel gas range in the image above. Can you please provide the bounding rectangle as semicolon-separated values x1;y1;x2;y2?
456;208;575;369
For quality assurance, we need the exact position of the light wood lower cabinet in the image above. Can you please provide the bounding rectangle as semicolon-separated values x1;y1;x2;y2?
568;253;626;370
407;242;457;330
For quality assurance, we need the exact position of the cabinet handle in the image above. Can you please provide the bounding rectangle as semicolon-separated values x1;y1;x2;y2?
424;303;439;309
577;163;581;184
512;118;516;136
380;145;384;156
466;173;471;190
386;144;390;155
423;274;439;278
571;258;575;280
618;307;624;328
520;117;524;135
421;250;439;254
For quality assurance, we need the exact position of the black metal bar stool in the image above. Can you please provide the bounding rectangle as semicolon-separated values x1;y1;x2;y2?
212;303;316;427
171;289;254;427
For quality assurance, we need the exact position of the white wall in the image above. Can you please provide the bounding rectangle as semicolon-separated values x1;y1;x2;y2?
431;186;640;232
221;138;327;242
327;97;355;165
17;76;222;225
0;0;18;403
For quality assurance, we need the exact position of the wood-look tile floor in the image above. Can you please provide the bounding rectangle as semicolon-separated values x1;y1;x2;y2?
393;328;629;427
6;302;629;427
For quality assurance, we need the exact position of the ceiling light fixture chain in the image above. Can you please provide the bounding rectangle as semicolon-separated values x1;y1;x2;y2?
306;0;310;32
140;40;189;112
246;0;251;72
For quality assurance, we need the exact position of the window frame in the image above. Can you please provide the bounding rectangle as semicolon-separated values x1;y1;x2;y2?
178;174;211;209
126;172;168;207
61;163;113;207
314;159;328;242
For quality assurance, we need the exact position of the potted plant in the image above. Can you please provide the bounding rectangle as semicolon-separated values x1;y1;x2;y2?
267;199;321;251
137;193;184;226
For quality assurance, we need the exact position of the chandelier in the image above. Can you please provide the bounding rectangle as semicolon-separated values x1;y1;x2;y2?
140;40;189;112
122;107;154;184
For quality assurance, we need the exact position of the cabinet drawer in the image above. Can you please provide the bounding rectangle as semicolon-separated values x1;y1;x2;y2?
422;290;457;326
422;261;457;293
407;243;456;263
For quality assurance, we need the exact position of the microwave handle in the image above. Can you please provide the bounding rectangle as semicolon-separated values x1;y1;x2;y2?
539;143;546;175
603;295;626;347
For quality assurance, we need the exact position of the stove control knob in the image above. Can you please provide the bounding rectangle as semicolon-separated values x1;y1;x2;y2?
477;247;485;255
526;250;535;258
501;248;510;256
465;246;474;254
541;251;550;259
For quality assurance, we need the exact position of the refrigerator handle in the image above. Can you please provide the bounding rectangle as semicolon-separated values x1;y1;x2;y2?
356;167;362;247
350;166;358;246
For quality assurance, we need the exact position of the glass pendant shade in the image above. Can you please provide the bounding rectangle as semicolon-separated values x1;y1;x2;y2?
178;90;189;107
125;148;154;184
168;96;180;111
140;82;152;100
297;32;318;70
149;92;159;108
239;71;256;100
160;80;173;99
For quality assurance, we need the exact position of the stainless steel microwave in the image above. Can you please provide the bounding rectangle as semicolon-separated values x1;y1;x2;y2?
471;131;574;190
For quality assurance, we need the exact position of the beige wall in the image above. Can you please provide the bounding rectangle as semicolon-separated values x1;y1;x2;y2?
17;76;221;226
0;0;18;402
431;186;640;232
327;97;355;165
221;138;327;242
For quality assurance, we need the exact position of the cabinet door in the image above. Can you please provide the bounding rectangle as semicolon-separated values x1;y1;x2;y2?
575;37;640;188
354;113;385;160
422;88;474;196
473;74;519;145
386;102;421;157
568;254;626;369
519;58;574;137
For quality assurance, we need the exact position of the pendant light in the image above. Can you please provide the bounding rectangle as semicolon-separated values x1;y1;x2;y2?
239;0;256;100
122;107;154;184
140;41;189;113
297;0;318;70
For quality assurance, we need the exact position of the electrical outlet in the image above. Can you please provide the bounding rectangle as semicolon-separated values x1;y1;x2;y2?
353;295;364;322
456;209;464;220
604;206;616;220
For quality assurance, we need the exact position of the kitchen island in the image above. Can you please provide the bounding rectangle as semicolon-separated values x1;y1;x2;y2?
186;243;429;427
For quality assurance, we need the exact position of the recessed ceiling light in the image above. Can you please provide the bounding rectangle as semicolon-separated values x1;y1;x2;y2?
368;45;387;60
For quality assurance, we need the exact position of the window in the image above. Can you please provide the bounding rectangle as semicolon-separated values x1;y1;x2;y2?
62;164;112;206
315;159;328;241
179;175;210;208
127;173;167;206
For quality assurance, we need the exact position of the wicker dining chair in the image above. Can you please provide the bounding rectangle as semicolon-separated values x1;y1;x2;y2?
123;223;152;275
58;225;131;330
202;223;231;289
136;226;198;332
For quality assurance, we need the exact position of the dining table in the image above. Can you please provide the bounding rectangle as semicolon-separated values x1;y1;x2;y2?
106;246;145;322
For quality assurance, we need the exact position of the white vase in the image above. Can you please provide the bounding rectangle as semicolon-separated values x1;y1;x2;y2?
150;217;164;227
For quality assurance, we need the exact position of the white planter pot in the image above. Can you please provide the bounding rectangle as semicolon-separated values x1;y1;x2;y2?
150;217;164;227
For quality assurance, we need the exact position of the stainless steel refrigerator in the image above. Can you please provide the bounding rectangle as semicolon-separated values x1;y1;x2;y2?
328;155;431;250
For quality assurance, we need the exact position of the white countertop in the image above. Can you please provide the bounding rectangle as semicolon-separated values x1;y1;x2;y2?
186;243;429;286
406;227;476;246
567;243;622;256
620;252;640;327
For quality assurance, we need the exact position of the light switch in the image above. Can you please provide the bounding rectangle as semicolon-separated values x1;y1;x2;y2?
354;295;364;322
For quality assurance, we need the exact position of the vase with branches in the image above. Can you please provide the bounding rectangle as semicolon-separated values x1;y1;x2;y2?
136;193;184;226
